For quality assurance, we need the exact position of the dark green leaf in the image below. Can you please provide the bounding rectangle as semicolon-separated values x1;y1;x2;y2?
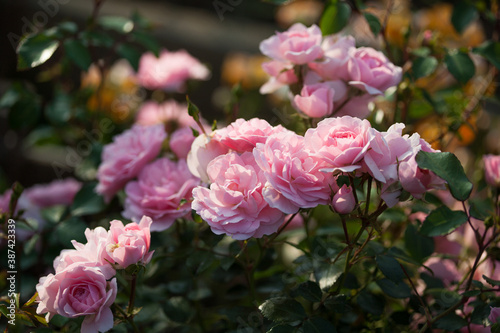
291;281;322;302
420;205;468;236
132;30;160;56
41;205;66;224
357;290;385;316
405;224;434;262
461;290;481;297
70;182;105;216
17;33;59;70
444;50;475;85
376;278;411;299
364;12;381;36
376;255;405;283
451;1;477;34
268;324;296;333
63;39;92;71
97;16;134;33
469;198;495;221
303;317;337;333
483;275;500;287
55;217;87;247
116;44;142;71
416;151;473;201
80;31;114;48
473;41;500;70
0;85;21;109
412;56;438;79
323;294;351;313
186;96;200;122
320;0;352;35
163;296;194;323
57;21;78;35
434;313;467;331
259;297;306;323
46;89;71;125
8;96;41;130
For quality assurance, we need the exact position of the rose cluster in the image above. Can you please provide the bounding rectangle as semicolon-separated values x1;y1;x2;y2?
36;216;154;333
189;116;445;240
259;23;402;119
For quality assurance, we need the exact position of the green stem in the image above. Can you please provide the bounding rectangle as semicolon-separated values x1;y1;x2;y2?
127;274;137;315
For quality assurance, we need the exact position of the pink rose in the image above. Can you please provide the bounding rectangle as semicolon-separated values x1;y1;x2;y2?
260;23;323;65
123;158;200;232
54;227;115;279
332;184;356;214
399;137;446;199
253;131;335;214
422;257;460;287
135;100;208;131
26;178;82;208
304;116;372;173
136;49;210;92
214;118;286;153
489;307;500;324
96;124;167;202
332;94;375;119
260;60;298;94
187;133;230;183
36;265;117;333
308;34;355;81
293;82;335;118
106;216;154;268
347;47;402;95
483;154;500;187
169;127;198;159
192;152;284;240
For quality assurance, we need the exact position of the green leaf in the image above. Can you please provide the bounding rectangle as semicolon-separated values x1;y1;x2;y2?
97;16;134;33
420;205;468;237
17;33;59;70
132;30;160;56
483;275;500;287
186;96;200;122
434;313;467;331
416;151;473;201
356;290;385;316
469;198;494;221
80;31;114;48
376;278;412;298
376;255;405;283
46;89;71;125
163;296;194;323
41;205;66;224
259;297;306;323
412;56;438;79
291;281;322;302
364;13;381;36
57;21;78;35
8;95;41;130
303;317;337;333
268;324;296;333
444;50;475;85
320;0;351;35
116;44;142;71
63;39;92;71
451;1;477;34
405;224;434;262
70;182;105;216
473;41;500;70
54;217;87;247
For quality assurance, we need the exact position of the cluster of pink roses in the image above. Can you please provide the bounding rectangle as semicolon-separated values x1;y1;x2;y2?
189;116;445;240
96;100;206;231
36;216;154;333
259;23;402;119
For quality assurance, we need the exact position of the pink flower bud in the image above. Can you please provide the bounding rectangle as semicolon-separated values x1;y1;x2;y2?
484;154;500;188
293;83;335;118
332;185;356;214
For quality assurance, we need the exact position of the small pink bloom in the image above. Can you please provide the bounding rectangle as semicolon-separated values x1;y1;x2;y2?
96;124;167;202
293;82;335;118
308;34;355;81
260;23;323;65
347;47;402;95
170;127;198;159
106;216;154;268
332;94;375;119
332;184;356;214
304;116;372;173
123;158;200;232
489;307;500;324
253;131;335;214
26;178;82;208
214;118;286;153
36;265;117;333
187;133;230;183
422;257;460;287
260;60;298;94
135;100;191;128
483;154;500;187
136;49;210;92
192;152;284;240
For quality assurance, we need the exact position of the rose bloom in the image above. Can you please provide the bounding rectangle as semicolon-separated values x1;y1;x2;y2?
54;227;115;279
331;184;356;214
293;82;335;118
135;100;208;131
347;47;402;95
213;118;286;153
96;124;167;202
192;152;284;240
123;158;200;232
170;127;199;160
483;154;500;187
253;131;335;214
308;34;355;81
26;178;82;208
106;216;154;269
187;133;231;183
260;60;298;94
304;116;372;173
36;265;117;333
260;23;323;65
136;49;210;92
